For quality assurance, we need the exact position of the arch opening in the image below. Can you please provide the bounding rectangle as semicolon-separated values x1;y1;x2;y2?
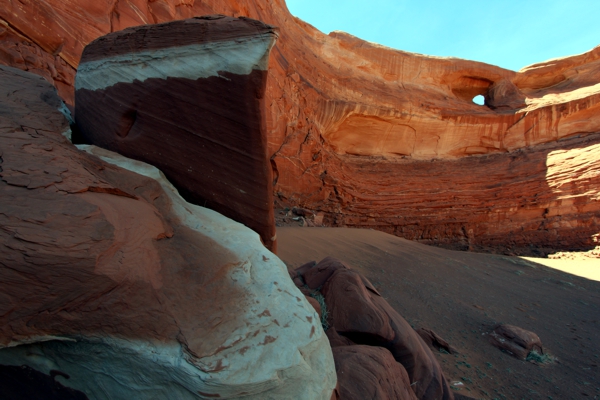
472;95;485;105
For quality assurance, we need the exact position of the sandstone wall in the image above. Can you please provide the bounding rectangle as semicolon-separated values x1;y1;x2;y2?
2;0;599;253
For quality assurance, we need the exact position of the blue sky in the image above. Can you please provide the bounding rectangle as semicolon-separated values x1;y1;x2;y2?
286;0;600;71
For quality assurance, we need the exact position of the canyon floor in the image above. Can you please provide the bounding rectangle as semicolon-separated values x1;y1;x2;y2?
278;226;600;400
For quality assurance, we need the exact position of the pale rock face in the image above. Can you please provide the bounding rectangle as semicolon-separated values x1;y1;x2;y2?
1;144;337;400
75;145;336;399
0;65;336;399
75;35;275;92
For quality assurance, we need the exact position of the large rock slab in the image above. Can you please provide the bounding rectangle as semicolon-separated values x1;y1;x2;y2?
297;257;454;400
0;65;336;399
75;16;278;251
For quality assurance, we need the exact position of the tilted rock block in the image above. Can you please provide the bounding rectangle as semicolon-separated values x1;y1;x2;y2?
489;324;543;360
75;16;279;251
0;65;336;399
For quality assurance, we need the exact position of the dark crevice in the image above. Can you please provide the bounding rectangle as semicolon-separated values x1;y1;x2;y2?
338;331;392;349
270;158;279;186
0;364;89;400
69;122;88;145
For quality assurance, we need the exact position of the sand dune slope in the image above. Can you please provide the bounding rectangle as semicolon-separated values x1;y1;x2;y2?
278;227;600;399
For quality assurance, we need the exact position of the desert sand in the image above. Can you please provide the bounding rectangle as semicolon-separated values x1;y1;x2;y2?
278;226;600;399
523;253;600;282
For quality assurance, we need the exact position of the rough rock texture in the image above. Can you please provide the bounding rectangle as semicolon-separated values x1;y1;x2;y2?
297;257;454;400
332;346;418;400
0;22;76;105
2;0;600;253
489;325;544;360
75;16;278;251
310;135;600;255
0;65;336;399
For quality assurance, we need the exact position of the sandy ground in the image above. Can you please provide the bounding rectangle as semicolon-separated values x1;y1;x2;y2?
277;227;600;400
521;257;600;282
523;247;600;282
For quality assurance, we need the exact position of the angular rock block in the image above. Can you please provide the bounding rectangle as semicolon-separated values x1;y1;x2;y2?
489;324;544;360
0;66;336;399
417;328;457;355
75;16;279;251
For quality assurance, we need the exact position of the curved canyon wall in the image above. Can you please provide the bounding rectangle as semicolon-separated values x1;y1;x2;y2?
2;0;600;254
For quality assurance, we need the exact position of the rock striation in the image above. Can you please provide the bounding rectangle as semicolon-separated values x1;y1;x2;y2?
0;65;336;399
75;16;278;251
308;134;600;255
2;0;600;253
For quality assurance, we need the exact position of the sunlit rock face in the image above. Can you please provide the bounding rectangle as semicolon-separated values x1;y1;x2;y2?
75;16;278;252
2;0;600;253
0;65;336;399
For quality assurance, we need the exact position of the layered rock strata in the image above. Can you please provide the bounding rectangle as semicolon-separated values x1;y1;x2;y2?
308;133;600;255
0;22;76;105
2;0;600;252
74;16;278;251
0;65;336;399
292;257;453;400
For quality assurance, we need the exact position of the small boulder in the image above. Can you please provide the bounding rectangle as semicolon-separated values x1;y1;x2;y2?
294;260;316;277
417;328;457;354
292;207;314;217
489;324;543;360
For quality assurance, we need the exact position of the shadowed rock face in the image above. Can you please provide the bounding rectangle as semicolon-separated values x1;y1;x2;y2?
75;16;278;252
2;0;600;253
0;365;89;400
0;65;336;399
294;257;454;400
332;346;418;400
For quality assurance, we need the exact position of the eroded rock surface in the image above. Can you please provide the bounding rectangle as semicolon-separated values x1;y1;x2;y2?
2;0;600;252
295;257;454;400
489;324;544;361
332;345;418;400
0;65;336;399
75;16;278;251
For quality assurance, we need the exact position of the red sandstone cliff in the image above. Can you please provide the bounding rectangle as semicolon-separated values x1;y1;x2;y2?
2;0;599;254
